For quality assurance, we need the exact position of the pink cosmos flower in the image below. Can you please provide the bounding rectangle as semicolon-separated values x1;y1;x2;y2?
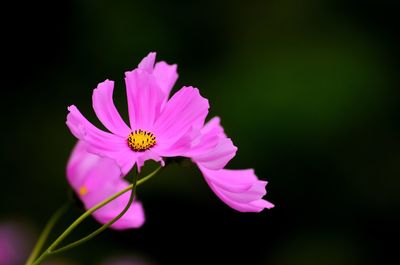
67;141;145;229
67;52;209;174
66;52;273;214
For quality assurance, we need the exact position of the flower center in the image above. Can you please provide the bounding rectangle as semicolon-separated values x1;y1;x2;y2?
127;129;156;152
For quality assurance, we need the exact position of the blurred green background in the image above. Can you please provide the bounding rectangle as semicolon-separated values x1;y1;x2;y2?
1;0;399;264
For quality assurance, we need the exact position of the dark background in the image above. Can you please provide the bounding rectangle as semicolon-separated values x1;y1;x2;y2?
1;0;399;264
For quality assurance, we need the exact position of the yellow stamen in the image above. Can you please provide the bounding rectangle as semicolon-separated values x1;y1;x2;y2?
127;129;156;152
79;186;88;196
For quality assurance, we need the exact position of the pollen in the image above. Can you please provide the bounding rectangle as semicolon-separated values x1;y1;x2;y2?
127;129;156;152
79;186;88;196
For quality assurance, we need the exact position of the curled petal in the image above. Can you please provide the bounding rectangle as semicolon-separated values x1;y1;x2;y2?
138;52;156;73
185;117;222;157
215;180;267;203
198;165;274;212
249;199;275;209
193;138;237;170
186;117;235;169
201;117;225;137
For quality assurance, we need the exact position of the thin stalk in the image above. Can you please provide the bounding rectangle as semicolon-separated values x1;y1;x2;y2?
25;203;70;265
32;166;161;265
51;177;137;254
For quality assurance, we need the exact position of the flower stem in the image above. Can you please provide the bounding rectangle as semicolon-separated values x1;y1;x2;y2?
32;166;162;265
51;176;138;255
25;203;70;265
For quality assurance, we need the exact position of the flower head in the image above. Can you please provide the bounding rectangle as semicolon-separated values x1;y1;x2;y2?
67;52;209;174
67;141;145;229
66;52;273;216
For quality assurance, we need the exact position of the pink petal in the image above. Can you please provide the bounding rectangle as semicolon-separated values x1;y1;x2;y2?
185;117;233;166
153;87;209;150
85;180;145;229
201;117;225;137
151;126;199;156
138;52;156;73
93;191;146;230
66;141;145;229
185;129;220;157
66;106;136;175
94;149;136;176
92;80;131;137
215;180;267;203
250;199;275;209
208;182;273;212
66;105;124;147
193;138;237;170
198;167;256;192
124;69;164;131
153;61;178;96
66;141;120;191
198;166;274;212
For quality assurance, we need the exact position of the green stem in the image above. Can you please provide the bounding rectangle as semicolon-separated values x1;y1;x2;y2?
51;176;138;255
32;166;161;265
25;203;70;265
